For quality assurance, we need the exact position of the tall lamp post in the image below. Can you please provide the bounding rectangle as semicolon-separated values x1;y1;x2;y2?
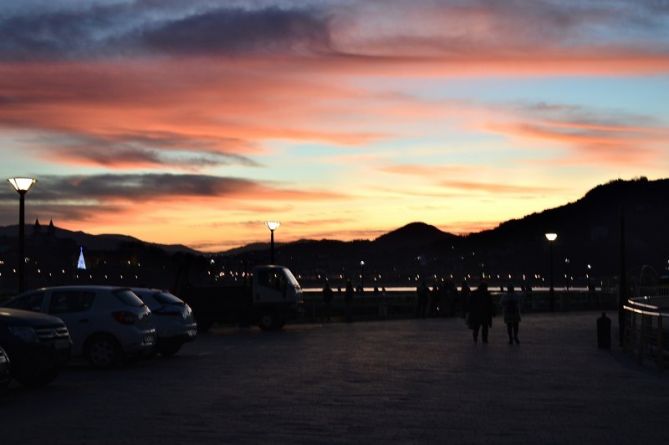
8;177;36;293
545;232;558;312
265;221;280;264
359;260;365;293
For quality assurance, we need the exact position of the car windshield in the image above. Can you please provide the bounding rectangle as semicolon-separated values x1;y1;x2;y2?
283;269;301;289
114;289;145;307
153;292;183;305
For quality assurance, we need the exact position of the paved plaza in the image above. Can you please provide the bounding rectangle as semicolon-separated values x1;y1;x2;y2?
1;312;667;444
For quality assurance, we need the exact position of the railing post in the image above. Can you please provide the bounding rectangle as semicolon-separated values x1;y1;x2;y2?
637;314;644;364
658;315;664;370
628;311;636;354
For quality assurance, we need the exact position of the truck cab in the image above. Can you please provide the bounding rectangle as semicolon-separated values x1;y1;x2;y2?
252;265;303;330
181;265;303;332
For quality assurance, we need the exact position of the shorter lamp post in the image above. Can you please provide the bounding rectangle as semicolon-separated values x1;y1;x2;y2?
265;221;280;264
359;260;365;293
545;232;558;312
8;177;36;293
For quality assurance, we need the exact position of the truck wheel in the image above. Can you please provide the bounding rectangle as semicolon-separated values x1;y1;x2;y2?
259;312;285;331
258;312;276;331
85;334;122;369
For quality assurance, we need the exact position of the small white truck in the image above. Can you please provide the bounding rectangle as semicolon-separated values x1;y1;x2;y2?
179;265;303;331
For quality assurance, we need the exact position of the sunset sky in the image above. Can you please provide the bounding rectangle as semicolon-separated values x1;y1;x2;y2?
0;0;668;251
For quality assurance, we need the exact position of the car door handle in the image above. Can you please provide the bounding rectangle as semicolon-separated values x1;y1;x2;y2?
79;319;89;323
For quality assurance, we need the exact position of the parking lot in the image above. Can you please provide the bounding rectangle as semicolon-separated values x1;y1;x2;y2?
1;312;668;444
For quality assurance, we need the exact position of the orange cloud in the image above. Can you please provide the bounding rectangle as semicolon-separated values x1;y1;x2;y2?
440;180;558;195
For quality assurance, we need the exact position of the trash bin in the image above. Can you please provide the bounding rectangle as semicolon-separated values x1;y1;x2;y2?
597;312;611;349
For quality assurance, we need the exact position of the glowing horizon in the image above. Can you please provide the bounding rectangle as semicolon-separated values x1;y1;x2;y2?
0;1;668;251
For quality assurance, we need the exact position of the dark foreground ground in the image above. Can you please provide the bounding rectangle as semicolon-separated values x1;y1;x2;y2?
1;312;667;444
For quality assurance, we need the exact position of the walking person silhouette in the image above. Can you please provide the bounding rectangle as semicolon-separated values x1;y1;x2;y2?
345;279;354;323
466;283;494;344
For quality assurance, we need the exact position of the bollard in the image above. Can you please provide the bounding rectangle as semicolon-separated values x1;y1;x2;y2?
658;316;664;370
597;312;611;349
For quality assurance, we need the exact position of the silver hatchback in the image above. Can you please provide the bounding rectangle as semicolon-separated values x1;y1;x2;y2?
5;286;156;368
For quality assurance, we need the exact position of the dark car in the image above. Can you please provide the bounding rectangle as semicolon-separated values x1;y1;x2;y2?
0;308;71;387
132;288;197;357
0;346;10;391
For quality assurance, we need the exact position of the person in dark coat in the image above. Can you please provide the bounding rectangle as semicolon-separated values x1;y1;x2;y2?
416;281;429;318
345;279;354;323
500;285;521;344
459;282;471;318
322;280;334;322
466;283;494;343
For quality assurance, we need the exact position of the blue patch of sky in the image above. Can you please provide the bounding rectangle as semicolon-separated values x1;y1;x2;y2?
248;141;347;183
356;76;669;121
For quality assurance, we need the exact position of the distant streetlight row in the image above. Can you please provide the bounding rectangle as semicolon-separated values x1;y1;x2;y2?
3;178;570;300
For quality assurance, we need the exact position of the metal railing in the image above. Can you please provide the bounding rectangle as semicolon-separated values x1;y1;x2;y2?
623;296;669;370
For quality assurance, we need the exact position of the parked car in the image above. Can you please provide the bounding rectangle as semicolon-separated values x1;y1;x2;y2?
0;308;71;387
0;345;11;391
131;288;197;356
3;286;156;369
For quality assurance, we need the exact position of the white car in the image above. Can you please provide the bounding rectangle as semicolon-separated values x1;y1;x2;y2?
131;288;197;356
4;286;156;368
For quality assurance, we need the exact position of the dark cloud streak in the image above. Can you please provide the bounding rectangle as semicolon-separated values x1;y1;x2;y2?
139;7;331;55
0;4;332;60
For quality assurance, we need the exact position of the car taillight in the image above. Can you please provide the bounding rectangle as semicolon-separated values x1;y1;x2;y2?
112;311;137;325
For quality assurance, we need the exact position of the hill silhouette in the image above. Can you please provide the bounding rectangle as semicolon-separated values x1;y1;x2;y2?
223;177;669;285
0;224;197;255
375;222;457;248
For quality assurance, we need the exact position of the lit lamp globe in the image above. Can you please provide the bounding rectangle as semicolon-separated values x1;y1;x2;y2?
266;221;280;231
545;232;558;242
8;177;36;193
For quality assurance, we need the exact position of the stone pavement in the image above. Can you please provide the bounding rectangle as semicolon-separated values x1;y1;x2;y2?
1;312;667;444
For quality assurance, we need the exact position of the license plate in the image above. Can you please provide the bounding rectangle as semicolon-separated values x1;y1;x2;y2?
54;339;70;349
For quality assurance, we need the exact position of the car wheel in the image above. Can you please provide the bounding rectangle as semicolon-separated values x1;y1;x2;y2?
85;335;122;369
197;319;214;333
158;342;182;357
13;366;60;388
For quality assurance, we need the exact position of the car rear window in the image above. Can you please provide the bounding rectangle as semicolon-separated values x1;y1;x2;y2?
49;291;95;314
114;289;145;307
153;292;184;305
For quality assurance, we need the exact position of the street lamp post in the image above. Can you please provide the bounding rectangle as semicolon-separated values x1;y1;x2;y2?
8;177;36;293
545;232;558;312
359;260;365;294
265;221;280;264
